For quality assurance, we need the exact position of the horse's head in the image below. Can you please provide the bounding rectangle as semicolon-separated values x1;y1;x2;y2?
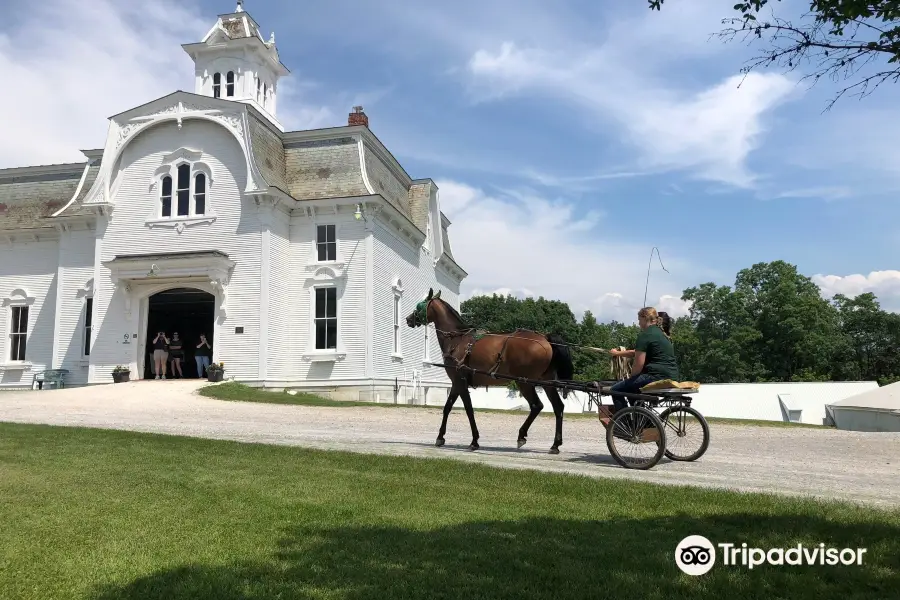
406;288;441;328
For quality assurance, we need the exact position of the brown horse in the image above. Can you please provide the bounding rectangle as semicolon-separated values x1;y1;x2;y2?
405;288;574;454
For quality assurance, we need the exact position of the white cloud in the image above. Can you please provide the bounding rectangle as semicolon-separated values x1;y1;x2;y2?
813;271;900;312
767;186;853;201
0;0;332;168
439;179;695;324
465;39;796;188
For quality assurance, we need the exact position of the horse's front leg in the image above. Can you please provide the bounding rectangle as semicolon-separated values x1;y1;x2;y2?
436;389;460;447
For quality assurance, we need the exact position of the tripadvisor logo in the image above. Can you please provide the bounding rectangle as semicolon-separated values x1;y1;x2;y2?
675;535;867;576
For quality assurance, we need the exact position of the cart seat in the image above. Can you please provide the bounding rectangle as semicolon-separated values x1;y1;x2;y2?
640;379;700;392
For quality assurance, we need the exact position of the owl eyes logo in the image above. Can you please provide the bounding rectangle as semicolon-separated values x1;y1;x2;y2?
675;535;716;575
680;545;712;565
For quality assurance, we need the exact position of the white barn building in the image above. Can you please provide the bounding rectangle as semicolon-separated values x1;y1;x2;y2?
0;3;467;400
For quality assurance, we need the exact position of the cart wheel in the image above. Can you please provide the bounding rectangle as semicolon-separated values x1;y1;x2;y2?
606;406;667;470
659;405;709;462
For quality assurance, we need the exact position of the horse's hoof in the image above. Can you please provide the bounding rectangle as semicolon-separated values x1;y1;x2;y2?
548;447;560;455
517;438;527;449
468;443;480;451
435;437;445;447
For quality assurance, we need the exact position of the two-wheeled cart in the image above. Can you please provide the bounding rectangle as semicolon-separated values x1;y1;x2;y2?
424;362;710;470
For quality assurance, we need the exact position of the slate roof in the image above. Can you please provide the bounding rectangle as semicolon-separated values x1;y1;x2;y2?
0;161;99;231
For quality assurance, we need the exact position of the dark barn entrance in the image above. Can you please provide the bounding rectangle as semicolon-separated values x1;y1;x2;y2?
145;287;215;379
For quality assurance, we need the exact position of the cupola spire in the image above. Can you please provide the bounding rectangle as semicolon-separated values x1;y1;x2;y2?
181;1;291;131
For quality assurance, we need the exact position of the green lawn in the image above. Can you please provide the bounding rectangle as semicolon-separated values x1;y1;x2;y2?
199;381;377;406
201;382;831;427
1;423;897;599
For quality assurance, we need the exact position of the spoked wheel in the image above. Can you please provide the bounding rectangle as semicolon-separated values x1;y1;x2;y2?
605;406;667;470
659;405;709;462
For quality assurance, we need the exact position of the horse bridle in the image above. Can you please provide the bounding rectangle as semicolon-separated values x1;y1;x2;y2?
413;297;472;341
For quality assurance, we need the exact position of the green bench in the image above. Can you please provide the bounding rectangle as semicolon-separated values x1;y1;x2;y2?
32;369;69;390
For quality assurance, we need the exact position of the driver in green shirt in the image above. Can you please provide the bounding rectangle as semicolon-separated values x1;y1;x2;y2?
608;307;679;413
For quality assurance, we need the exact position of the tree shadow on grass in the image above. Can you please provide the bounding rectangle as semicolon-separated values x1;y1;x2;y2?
93;514;900;600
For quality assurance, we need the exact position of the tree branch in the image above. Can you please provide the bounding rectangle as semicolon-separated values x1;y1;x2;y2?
648;0;900;110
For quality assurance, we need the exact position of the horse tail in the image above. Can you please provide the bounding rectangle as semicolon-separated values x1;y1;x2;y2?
546;333;574;398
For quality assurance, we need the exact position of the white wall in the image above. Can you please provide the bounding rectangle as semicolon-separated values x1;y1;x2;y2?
464;386;592;413
54;229;96;385
688;381;879;425
90;119;262;382
286;209;368;383
460;380;879;425
0;238;58;388
266;207;293;381
372;219;460;396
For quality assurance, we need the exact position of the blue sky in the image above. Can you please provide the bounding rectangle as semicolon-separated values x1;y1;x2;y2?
2;0;899;321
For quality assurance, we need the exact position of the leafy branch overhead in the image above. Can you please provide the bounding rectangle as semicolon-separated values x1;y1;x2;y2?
648;1;900;109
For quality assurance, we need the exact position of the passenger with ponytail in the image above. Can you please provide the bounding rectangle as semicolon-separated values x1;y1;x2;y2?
607;306;679;412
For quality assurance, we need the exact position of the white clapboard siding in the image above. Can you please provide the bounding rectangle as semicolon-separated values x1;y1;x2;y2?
372;220;458;386
267;209;294;380
288;212;367;382
91;119;261;381
0;238;58;388
55;229;96;385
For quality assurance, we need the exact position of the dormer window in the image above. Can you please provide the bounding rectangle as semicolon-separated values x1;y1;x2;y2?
148;149;217;232
160;175;173;217
176;164;190;216
226;71;235;97
212;72;221;98
195;173;206;214
160;165;202;218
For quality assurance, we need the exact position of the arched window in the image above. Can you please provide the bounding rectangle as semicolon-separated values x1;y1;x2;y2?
226;71;235;97
194;173;206;215
212;73;221;98
256;77;261;102
263;83;267;107
176;164;191;216
160;176;172;217
151;152;215;227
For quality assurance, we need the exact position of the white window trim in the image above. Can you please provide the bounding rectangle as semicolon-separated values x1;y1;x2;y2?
212;72;221;98
303;282;346;362
392;278;404;360
146;149;217;232
3;288;34;369
314;223;340;264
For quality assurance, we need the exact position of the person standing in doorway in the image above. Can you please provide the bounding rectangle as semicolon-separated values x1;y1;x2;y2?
152;330;170;380
169;332;184;379
195;333;212;378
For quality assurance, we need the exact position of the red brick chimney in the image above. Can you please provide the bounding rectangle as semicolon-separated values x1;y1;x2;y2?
348;105;369;127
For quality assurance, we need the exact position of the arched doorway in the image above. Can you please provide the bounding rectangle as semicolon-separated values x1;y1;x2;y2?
144;287;215;379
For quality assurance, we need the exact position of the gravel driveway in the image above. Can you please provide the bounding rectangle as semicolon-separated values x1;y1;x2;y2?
2;381;899;508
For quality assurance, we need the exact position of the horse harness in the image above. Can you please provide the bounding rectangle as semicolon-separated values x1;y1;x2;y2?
437;326;524;388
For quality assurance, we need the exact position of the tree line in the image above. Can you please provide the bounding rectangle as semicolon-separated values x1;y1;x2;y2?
459;261;900;386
